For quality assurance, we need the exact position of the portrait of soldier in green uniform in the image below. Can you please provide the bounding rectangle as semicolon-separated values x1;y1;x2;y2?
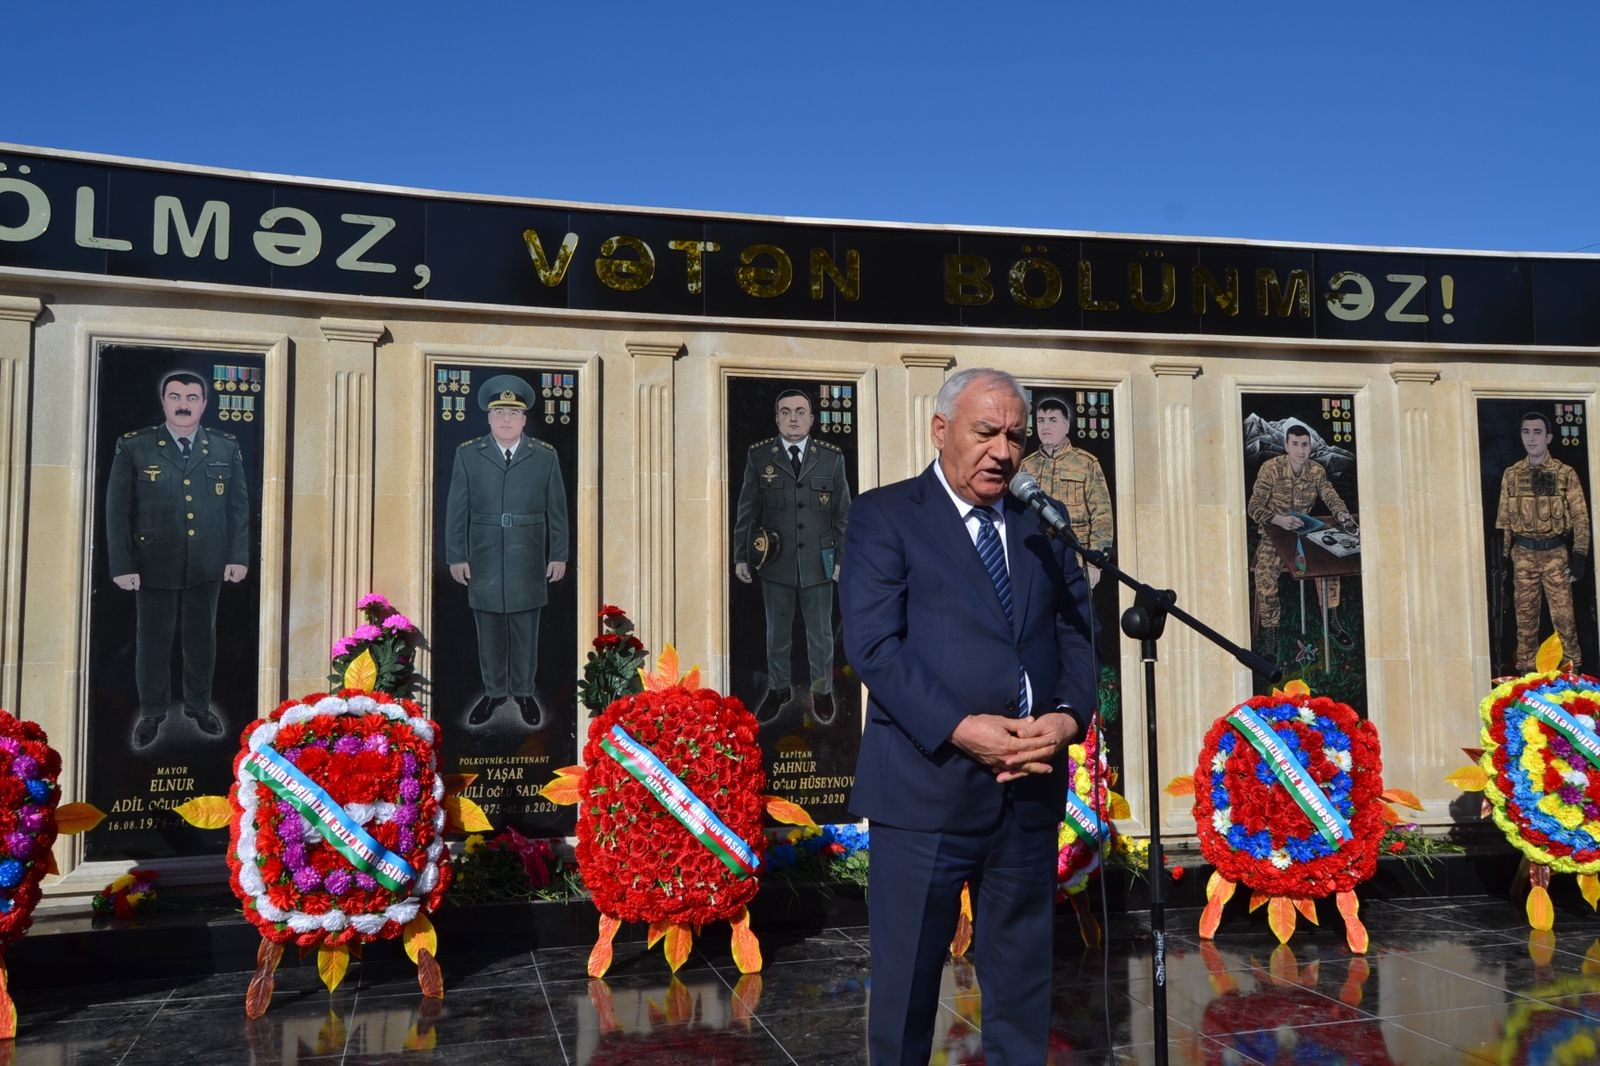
1495;410;1592;672
1020;397;1113;587
445;374;569;730
104;370;250;749
732;387;852;725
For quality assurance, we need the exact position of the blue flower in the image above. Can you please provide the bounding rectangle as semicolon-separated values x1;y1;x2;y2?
767;844;797;869
0;859;23;889
1218;732;1237;753
1285;837;1317;863
1210;787;1230;809
24;779;50;803
1226;825;1251;850
1255;762;1278;786
1246;831;1272;858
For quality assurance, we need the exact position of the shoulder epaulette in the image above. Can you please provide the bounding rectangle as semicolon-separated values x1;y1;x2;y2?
816;440;842;453
218;431;237;440
537;439;554;450
752;436;776;450
463;436;484;449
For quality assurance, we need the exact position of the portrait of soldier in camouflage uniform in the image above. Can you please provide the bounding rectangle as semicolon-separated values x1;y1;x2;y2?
1019;397;1113;587
1246;420;1358;661
1495;410;1591;671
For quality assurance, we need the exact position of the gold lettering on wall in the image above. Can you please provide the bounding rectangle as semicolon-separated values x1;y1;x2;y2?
522;229;579;287
1256;268;1311;318
596;234;657;291
810;247;861;302
736;243;793;298
944;255;993;305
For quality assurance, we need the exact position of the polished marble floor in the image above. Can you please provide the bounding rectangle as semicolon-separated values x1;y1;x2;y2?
13;893;1600;1063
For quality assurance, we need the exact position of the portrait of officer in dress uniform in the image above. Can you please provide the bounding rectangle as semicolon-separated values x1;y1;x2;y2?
732;387;852;725
1496;410;1591;672
104;370;249;749
445;374;569;729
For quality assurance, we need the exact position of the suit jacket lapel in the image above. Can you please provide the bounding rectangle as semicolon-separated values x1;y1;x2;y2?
913;466;1014;633
1003;496;1036;636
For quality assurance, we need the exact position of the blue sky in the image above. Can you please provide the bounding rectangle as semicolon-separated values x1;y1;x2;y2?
9;2;1596;253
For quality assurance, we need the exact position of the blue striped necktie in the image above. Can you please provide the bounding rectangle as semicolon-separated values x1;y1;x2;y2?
971;507;1029;716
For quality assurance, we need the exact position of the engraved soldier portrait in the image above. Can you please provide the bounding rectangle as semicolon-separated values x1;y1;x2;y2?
1495;410;1592;671
1019;397;1113;587
444;374;569;730
732;388;852;725
1246;420;1358;661
104;370;250;750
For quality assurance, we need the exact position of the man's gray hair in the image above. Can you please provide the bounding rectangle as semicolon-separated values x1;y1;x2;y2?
934;367;1026;419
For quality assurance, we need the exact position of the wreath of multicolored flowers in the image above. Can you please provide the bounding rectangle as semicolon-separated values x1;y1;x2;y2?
0;711;60;951
227;690;452;947
1478;673;1600;874
1056;723;1119;900
1193;693;1384;900
574;682;765;927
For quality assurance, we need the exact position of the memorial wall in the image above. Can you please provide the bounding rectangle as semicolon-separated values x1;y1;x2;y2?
1;143;1596;895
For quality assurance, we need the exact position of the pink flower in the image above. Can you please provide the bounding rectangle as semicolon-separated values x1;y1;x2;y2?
381;614;415;633
330;637;355;658
352;624;383;641
356;593;392;611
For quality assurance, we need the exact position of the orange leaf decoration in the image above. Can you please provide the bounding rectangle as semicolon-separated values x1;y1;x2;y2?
1380;789;1423;810
1248;891;1270;913
553;765;583;779
317;944;350;994
443;795;494;834
1165;775;1195;797
1268;944;1299;985
342;649;379;692
402;914;437;964
1529;928;1557;966
42;850;58;877
1536;633;1565;674
56;802;109;835
1069;892;1102;951
1199;873;1235;939
440;773;478;797
663;922;694;972
0;954;14;1040
664;977;694;1025
950;911;973;957
647;920;670;949
589;915;621;978
1266;897;1297;944
1527;884;1555;931
1337;891;1368;953
1380;804;1403;825
1271;679;1312;698
417;946;444;999
246;939;283;1019
1292;898;1319;925
1446;766;1489;792
640;645;701;691
588;977;619;1033
730;906;763;974
763;795;816;827
1199;940;1240;995
171;796;229;831
1582;874;1600;912
539;775;583;806
1107;791;1131;820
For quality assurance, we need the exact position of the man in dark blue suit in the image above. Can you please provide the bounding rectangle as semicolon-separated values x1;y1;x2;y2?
841;367;1095;1064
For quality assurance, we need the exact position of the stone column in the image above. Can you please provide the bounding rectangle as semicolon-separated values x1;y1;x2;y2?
626;336;685;652
899;349;953;480
1389;364;1445;788
318;318;384;659
0;296;42;711
1143;361;1204;833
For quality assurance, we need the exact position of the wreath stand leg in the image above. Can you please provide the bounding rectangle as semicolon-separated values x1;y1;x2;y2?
245;937;284;1019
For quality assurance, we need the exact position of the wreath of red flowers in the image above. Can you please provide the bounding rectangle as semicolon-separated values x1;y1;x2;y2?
575;685;765;926
1193;694;1384;898
226;690;452;947
0;711;60;951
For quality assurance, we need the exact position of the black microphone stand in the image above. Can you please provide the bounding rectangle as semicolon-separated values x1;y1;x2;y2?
1059;529;1280;1065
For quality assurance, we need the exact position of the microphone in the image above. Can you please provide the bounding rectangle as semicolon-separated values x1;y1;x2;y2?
1008;471;1072;538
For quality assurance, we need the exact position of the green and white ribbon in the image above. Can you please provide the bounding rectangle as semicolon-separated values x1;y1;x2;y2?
244;744;417;892
1522;693;1600;770
600;724;761;878
1063;792;1109;848
1227;705;1351;849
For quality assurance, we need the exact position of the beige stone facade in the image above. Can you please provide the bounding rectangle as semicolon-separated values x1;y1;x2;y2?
1;158;1597;897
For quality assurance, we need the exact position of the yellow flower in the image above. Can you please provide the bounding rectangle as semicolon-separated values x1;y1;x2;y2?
1537;793;1586;830
464;834;485;854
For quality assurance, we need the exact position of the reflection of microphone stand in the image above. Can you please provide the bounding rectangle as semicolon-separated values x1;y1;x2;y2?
1011;474;1280;1065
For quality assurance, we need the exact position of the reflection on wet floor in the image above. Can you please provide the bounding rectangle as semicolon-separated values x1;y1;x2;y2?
13;894;1600;1063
